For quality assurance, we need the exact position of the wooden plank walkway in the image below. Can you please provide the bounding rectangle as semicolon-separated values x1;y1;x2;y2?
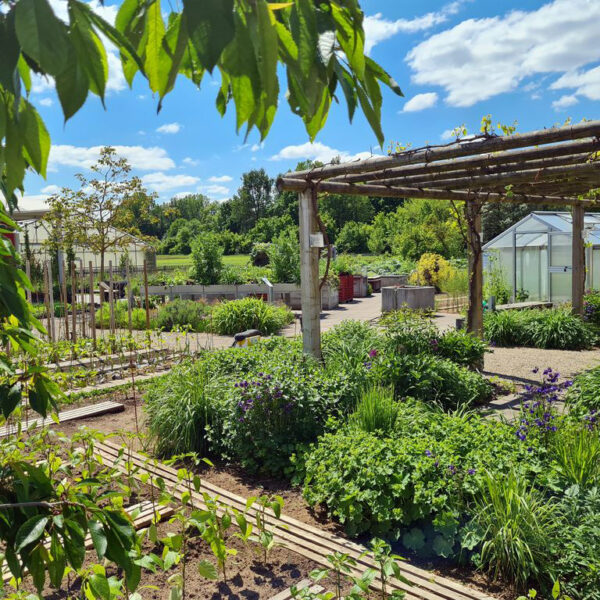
96;440;495;600
2;500;173;584
0;400;124;438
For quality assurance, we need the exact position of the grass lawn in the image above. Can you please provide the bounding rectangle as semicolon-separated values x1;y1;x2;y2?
156;254;250;268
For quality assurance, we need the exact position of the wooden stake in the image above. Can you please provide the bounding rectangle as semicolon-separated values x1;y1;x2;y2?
126;260;132;335
79;259;86;338
143;260;150;331
298;189;322;360
108;261;115;335
46;261;56;341
61;258;69;342
466;201;484;339
71;261;77;344
89;262;96;349
43;263;52;341
572;204;585;316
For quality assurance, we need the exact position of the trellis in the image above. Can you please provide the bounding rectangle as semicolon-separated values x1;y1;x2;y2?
277;120;600;359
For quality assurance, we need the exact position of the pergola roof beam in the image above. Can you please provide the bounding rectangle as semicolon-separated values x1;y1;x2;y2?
279;178;592;206
285;121;600;182
362;152;594;187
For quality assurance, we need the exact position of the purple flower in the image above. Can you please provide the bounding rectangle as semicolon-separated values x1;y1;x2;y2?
369;349;378;359
447;465;456;476
532;367;539;374
425;450;432;457
467;468;476;475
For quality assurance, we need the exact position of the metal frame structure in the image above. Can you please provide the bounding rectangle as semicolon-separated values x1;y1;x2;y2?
277;120;600;359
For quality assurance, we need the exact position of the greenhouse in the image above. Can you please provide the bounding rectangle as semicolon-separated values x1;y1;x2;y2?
483;211;600;303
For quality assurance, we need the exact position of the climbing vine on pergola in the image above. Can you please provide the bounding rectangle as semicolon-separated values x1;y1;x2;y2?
278;120;600;359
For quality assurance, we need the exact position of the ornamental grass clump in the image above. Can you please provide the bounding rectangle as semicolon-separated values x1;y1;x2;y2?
211;297;293;336
155;298;211;332
566;365;600;415
465;470;559;588
350;386;399;434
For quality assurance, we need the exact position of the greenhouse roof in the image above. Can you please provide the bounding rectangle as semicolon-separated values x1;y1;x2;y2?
278;121;600;207
484;211;600;250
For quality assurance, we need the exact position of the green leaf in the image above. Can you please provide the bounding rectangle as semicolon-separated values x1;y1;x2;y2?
16;515;49;551
29;545;46;592
183;0;234;73
55;44;90;122
197;559;218;580
253;0;279;108
331;4;364;80
0;10;20;94
144;0;166;92
290;0;317;77
333;62;357;122
89;572;111;600
1;382;22;418
20;99;50;177
48;533;66;588
356;85;383;147
402;527;425;552
88;519;108;558
68;1;108;100
15;0;70;76
432;534;454;558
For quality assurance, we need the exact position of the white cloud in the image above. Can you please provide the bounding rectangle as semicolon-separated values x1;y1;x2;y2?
402;92;438;112
49;145;176;171
41;184;61;194
440;129;455;141
251;142;265;152
406;0;600;107
208;175;232;183
551;66;600;100
182;157;199;166
39;98;53;107
198;184;230;199
552;94;579;111
269;142;374;164
364;2;466;54
142;172;200;193
156;122;182;134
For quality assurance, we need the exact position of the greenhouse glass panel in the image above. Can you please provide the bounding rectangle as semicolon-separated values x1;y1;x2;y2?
551;272;571;303
550;233;571;268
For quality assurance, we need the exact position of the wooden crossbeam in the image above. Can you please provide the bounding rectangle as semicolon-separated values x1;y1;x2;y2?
327;138;600;185
96;440;495;600
0;401;124;438
281;121;600;182
279;178;590;206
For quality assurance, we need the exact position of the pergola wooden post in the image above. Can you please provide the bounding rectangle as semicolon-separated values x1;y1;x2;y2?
277;120;600;359
572;204;585;316
298;188;322;360
465;201;484;336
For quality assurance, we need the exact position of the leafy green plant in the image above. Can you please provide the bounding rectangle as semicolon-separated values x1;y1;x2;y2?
349;386;399;434
463;470;558;588
245;494;285;564
191;233;223;285
550;423;600;487
435;329;487;369
211;297;293;335
566;366;600;415
483;251;511;304
269;229;300;283
155;299;211;332
369;538;409;600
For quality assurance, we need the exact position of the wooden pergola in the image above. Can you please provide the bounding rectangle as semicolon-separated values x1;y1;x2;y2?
277;120;600;359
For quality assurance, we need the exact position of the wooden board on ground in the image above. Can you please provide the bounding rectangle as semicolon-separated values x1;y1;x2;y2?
0;401;124;438
96;440;495;600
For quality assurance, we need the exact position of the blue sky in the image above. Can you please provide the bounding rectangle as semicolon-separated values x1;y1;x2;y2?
18;0;600;209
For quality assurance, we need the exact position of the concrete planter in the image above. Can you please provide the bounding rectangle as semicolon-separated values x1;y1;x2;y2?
353;275;368;297
382;285;435;312
147;283;339;310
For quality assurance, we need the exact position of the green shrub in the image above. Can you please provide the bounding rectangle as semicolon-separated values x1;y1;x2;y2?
583;289;600;327
269;229;300;283
95;302;149;329
155;299;210;332
435;329;487;369
211;297;293;335
336;221;371;254
372;353;493;410
349;387;398;434
144;360;226;457
302;403;537;539
463;470;558;588
485;308;594;350
191;232;223;284
566;366;600;415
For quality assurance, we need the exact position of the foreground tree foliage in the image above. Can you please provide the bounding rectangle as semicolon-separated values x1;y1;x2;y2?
0;0;402;419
